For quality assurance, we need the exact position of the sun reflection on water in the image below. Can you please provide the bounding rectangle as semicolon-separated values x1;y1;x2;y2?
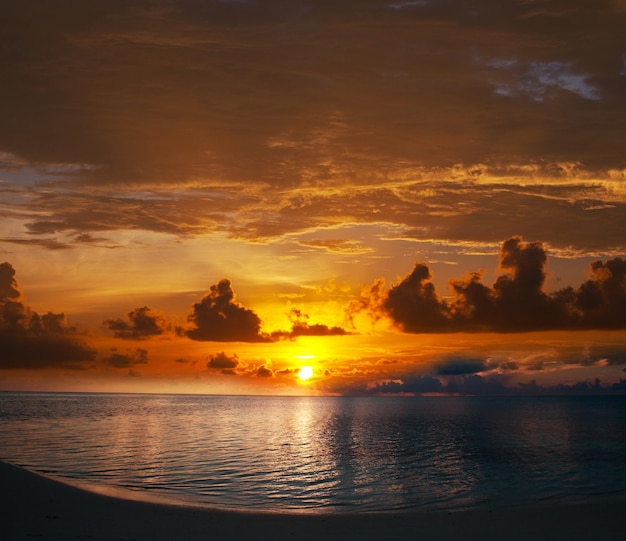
3;394;626;512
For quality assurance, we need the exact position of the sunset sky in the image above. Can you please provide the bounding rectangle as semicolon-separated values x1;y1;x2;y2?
1;0;626;395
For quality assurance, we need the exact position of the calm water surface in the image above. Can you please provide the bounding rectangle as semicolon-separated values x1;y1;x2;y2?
1;393;625;512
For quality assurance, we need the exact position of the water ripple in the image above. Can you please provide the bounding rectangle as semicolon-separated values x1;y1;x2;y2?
2;393;626;512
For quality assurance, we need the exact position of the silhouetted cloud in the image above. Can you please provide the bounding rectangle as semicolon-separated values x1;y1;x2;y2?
271;309;349;340
369;373;626;396
104;348;148;369
0;262;95;369
104;306;168;339
187;279;267;342
575;258;626;328
0;262;20;300
207;352;239;376
383;263;450;332
435;357;488;375
256;365;273;378
351;236;626;333
372;376;443;394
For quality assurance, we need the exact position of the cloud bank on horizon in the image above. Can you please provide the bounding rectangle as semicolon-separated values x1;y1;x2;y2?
2;236;626;393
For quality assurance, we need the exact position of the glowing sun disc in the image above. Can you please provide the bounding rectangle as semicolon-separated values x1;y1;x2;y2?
299;366;313;381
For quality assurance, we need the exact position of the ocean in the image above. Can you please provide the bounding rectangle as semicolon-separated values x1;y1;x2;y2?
1;392;625;513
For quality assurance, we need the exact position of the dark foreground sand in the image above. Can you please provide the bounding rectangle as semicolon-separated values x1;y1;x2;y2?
1;460;624;541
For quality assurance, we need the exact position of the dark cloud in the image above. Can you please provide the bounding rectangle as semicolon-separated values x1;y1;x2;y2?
207;352;239;375
383;263;451;333
256;365;273;378
187;279;267;342
444;375;509;396
0;262;20;300
104;306;168;339
372;376;443;395
352;236;626;333
271;309;349;340
575;258;626;328
370;374;626;396
1;0;626;279
1;0;625;188
436;357;488;375
104;348;148;369
0;262;95;369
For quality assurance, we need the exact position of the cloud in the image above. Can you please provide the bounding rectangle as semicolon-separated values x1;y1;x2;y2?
0;262;95;369
207;352;239;375
104;348;148;369
351;236;626;332
487;59;601;102
186;279;268;342
0;237;71;250
575;258;626;328
271;309;349;340
297;239;372;254
7;177;626;260
371;376;443;394
383;262;451;332
435;357;488;375
186;281;350;342
500;361;519;370
1;0;625;195
369;373;626;396
256;365;273;378
0;262;20;300
104;306;169;339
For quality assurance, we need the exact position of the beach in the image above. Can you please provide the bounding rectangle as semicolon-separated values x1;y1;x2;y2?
1;460;624;541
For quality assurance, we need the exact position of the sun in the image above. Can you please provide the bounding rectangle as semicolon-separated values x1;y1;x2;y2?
298;366;314;381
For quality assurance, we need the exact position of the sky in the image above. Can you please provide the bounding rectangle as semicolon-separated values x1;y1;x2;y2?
1;0;626;396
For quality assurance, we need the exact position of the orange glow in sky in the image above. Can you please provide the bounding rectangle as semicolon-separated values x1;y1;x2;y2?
298;366;314;382
1;1;626;397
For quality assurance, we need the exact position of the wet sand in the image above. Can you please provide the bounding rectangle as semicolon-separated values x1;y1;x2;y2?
1;460;623;540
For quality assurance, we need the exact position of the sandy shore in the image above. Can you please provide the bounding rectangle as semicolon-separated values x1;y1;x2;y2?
1;460;624;540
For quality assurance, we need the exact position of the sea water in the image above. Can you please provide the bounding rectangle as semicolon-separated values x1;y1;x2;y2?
1;392;625;512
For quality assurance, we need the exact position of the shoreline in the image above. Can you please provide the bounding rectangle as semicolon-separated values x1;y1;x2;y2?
2;460;625;540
